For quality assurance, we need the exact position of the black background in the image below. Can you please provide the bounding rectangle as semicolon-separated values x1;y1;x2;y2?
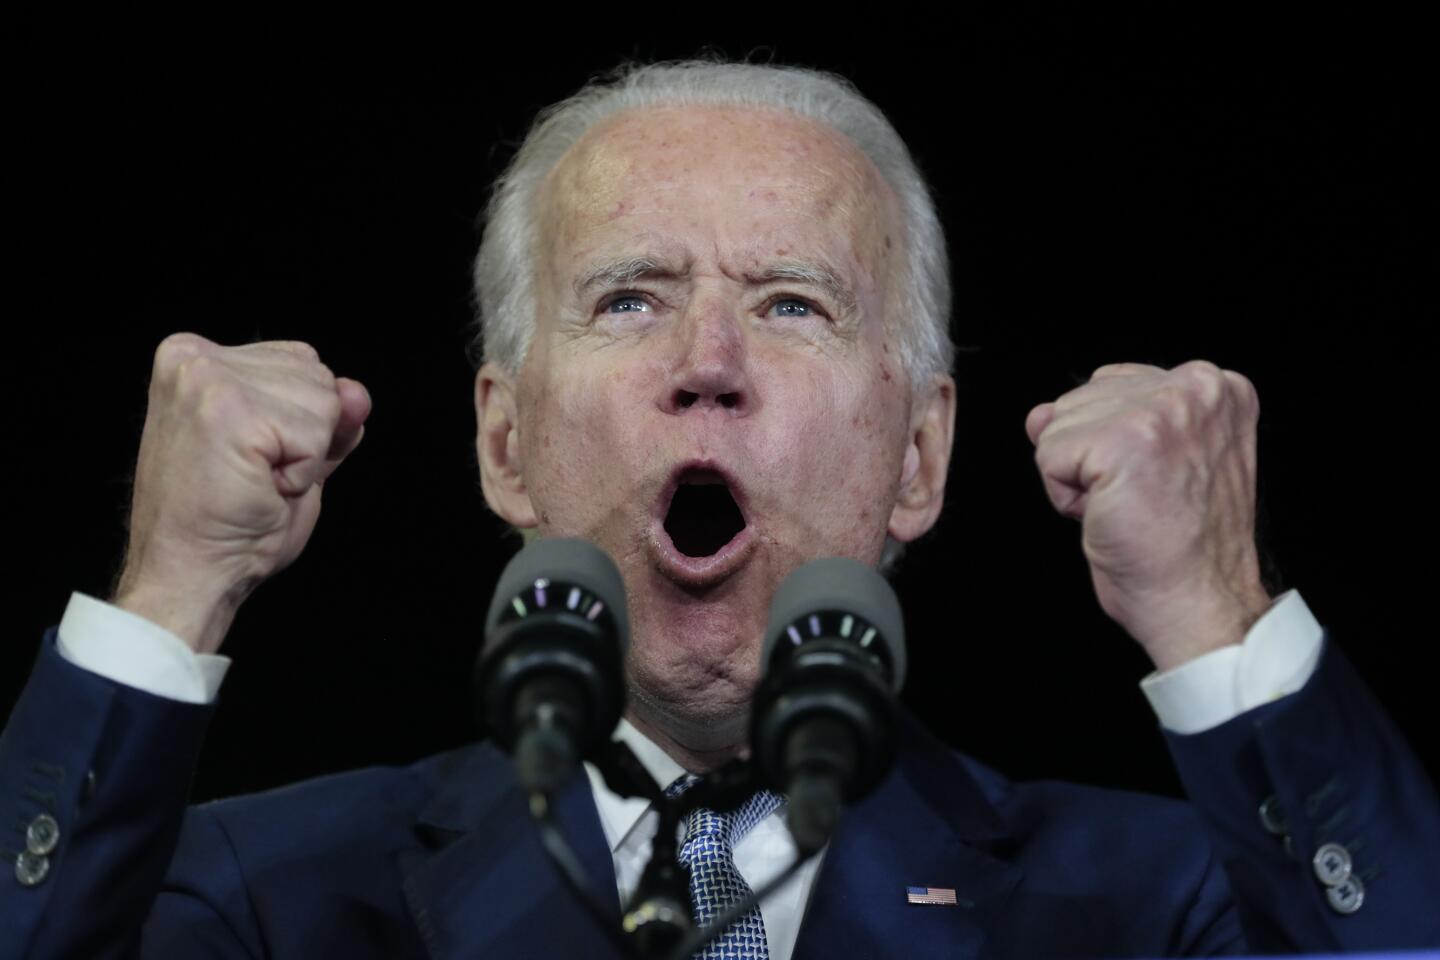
8;12;1434;804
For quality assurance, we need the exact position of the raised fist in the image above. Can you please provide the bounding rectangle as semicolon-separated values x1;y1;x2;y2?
1025;361;1272;671
112;333;371;653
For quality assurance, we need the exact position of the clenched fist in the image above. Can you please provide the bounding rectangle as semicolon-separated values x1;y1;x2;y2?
1025;361;1272;672
111;333;371;654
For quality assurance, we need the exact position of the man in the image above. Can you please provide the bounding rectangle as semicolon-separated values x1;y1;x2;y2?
2;59;1436;958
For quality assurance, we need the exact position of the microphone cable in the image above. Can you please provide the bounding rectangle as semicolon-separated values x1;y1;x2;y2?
530;780;819;960
529;789;643;960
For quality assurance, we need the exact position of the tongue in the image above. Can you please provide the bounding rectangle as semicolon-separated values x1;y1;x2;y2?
664;483;746;557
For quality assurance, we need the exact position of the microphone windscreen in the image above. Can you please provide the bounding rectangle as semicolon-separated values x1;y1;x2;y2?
483;537;631;656
762;557;907;692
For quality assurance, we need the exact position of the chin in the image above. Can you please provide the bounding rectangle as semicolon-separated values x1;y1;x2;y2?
624;608;763;743
625;669;754;754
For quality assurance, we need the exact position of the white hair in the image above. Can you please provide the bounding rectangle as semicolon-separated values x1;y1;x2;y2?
465;58;954;389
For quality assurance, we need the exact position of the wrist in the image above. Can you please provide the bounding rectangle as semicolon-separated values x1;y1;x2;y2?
1134;582;1273;672
111;570;253;655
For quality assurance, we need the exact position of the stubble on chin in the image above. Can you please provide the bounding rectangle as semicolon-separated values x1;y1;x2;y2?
624;666;755;766
622;603;764;757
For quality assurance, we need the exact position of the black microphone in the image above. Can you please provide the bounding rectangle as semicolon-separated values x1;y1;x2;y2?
474;537;630;795
750;557;906;855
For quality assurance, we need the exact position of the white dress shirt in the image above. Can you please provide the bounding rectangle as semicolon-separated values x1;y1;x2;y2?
51;587;1324;960
584;718;826;960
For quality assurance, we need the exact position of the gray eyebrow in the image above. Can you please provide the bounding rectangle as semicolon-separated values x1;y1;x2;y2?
574;256;685;297
744;261;858;312
573;254;858;311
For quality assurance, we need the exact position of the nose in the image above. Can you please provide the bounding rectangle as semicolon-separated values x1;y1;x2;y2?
660;297;752;417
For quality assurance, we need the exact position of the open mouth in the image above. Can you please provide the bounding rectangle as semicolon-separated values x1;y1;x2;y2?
663;469;747;557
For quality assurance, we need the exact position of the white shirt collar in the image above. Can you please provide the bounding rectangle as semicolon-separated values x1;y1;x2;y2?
584;718;688;853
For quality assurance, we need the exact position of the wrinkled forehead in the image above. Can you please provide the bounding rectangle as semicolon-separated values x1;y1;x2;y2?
534;105;902;282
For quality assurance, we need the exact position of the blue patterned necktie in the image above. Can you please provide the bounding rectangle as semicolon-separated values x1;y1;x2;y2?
667;776;784;959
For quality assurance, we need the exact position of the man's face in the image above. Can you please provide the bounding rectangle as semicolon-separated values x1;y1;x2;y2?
476;105;953;747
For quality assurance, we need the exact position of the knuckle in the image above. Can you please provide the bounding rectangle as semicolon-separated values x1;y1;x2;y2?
276;340;321;362
1176;360;1226;404
193;375;246;419
173;352;221;394
1050;388;1081;414
1154;384;1192;418
1224;370;1260;409
1121;405;1168;445
1178;358;1223;378
1091;362;1150;379
154;332;206;372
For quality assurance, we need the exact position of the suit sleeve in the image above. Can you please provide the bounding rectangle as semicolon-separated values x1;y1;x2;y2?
0;628;253;959
1164;632;1440;952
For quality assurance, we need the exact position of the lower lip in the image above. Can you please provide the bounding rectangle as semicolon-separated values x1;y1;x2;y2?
650;521;756;589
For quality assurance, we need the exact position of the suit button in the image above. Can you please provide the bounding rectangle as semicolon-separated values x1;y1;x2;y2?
1258;795;1287;835
1325;874;1365;915
15;850;50;887
1312;842;1353;886
26;814;60;856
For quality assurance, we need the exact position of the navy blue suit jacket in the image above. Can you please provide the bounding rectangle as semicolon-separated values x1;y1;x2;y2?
2;626;1437;958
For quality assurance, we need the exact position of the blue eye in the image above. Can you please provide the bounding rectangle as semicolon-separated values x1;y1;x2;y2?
771;298;815;318
604;295;650;314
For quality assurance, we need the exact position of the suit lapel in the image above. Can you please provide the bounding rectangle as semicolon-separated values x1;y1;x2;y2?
398;745;624;960
792;712;1023;960
396;713;1020;960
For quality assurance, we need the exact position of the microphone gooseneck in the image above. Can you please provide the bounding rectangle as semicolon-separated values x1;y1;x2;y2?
750;557;907;855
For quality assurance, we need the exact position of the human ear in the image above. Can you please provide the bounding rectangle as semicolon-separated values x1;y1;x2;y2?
887;373;956;542
474;362;538;528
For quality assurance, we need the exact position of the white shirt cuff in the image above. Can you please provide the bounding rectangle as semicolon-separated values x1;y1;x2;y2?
55;591;231;704
1140;589;1324;734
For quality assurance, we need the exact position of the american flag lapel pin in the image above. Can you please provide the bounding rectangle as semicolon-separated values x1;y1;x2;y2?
906;885;958;906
